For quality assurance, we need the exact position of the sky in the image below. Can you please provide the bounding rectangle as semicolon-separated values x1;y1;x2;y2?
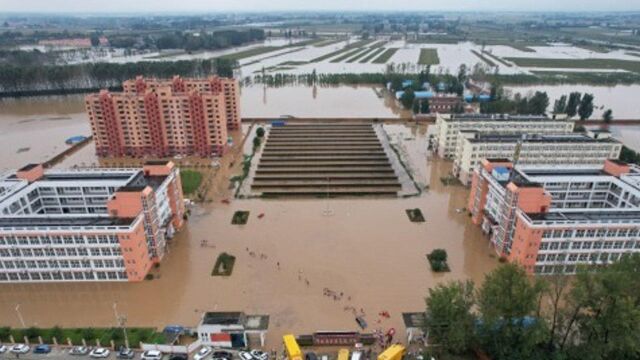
0;0;639;13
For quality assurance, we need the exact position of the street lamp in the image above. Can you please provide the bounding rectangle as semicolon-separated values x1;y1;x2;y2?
15;304;25;328
113;303;130;349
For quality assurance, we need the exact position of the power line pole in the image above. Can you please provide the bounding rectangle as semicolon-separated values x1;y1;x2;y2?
15;304;26;328
113;303;130;349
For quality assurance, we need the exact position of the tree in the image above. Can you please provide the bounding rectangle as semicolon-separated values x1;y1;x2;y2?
420;99;430;114
90;33;101;47
602;109;613;123
252;136;261;150
81;327;96;341
553;95;567;114
476;264;548;360
412;100;420;114
425;281;476;354
578;93;594;120
457;64;467;84
562;255;640;358
528;91;549;115
566;92;582;118
399;88;416;110
256;127;265;138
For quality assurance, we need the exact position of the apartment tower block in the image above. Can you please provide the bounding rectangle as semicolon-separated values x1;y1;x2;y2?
86;75;240;158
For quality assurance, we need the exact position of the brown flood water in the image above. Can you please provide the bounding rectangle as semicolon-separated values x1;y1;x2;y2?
0;90;496;348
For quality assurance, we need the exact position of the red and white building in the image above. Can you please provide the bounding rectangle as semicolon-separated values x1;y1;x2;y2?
86;76;241;158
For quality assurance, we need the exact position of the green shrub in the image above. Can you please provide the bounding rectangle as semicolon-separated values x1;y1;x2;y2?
231;211;250;225
427;249;450;272
0;327;11;342
256;127;265;138
212;252;236;276
430;249;448;262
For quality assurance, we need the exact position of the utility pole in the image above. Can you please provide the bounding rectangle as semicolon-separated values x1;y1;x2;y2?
113;303;129;349
15;304;25;328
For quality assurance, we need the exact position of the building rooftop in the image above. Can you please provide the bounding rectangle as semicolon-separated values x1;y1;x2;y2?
466;133;617;144
526;210;640;223
202;312;245;326
447;114;556;122
0;216;137;228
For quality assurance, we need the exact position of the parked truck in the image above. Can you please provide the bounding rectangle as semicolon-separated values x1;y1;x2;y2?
377;345;405;360
283;334;303;360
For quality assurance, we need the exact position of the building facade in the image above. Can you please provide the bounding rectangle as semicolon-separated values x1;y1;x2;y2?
431;114;574;158
468;158;640;275
0;161;185;283
86;75;240;158
453;132;622;185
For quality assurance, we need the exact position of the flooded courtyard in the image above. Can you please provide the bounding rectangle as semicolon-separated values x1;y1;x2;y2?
0;104;498;346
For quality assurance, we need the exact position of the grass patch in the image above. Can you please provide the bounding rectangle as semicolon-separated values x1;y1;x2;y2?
470;49;497;67
0;327;164;347
279;60;308;66
505;57;640;73
212;252;236;276
314;38;345;47
231;210;250;225
346;47;379;63
574;44;610;53
310;39;376;62
506;44;537;53
360;47;386;63
406;208;425;223
220;46;281;61
427;249;450;272
482;51;512;67
418;48;440;65
330;47;368;63
180;170;203;195
372;48;399;64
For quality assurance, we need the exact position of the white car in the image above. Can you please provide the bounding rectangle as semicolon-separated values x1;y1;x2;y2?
250;350;268;360
11;344;30;354
239;352;254;360
90;348;111;358
193;347;212;360
0;345;7;353
141;350;163;360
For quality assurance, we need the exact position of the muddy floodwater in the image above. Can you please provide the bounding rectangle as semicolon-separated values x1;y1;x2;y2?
0;108;498;347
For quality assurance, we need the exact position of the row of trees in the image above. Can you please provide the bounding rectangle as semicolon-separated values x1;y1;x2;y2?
0;58;236;95
480;86;550;115
155;29;265;51
424;257;640;360
552;92;596;120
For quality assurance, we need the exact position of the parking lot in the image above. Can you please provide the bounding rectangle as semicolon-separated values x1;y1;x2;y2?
0;346;260;360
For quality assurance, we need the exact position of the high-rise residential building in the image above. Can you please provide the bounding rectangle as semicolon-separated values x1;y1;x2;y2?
468;158;640;275
453;131;622;185
0;161;185;283
85;75;241;158
430;114;574;158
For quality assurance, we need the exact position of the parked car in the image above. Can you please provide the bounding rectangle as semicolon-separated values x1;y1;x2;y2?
141;350;163;360
304;353;317;360
34;345;52;354
0;345;8;353
212;352;232;360
90;348;111;358
10;344;30;354
169;354;187;360
117;348;135;359
251;350;268;360
71;346;91;356
193;347;212;360
239;352;254;360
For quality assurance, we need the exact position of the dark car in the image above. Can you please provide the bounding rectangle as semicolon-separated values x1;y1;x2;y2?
169;354;188;360
33;345;52;354
117;348;135;359
212;352;232;360
305;352;318;360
